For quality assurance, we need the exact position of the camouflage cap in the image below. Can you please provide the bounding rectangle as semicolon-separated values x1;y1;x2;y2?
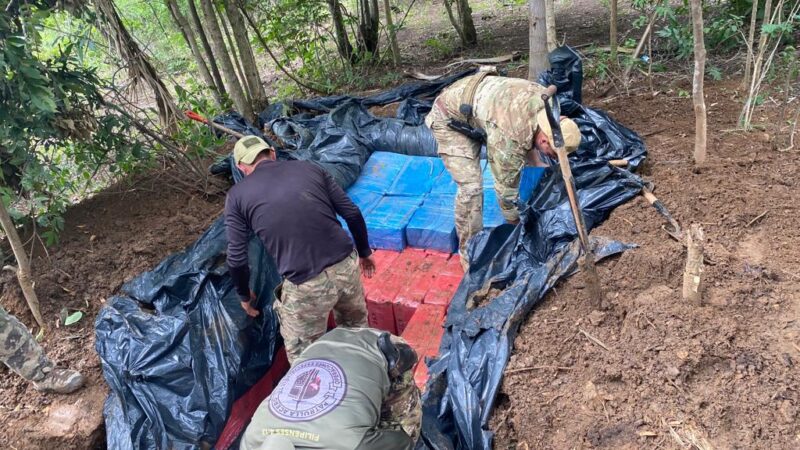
535;110;582;153
233;135;271;165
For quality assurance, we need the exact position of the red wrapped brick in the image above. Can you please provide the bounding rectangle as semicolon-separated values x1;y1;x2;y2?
401;304;447;389
423;273;462;306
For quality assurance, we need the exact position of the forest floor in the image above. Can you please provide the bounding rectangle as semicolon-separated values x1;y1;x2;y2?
1;0;799;448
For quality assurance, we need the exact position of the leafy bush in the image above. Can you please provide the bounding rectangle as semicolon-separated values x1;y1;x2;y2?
1;11;149;244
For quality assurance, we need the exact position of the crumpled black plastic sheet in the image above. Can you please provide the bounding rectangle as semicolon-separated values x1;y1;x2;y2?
539;46;647;170
212;70;476;189
95;219;281;450
416;162;646;450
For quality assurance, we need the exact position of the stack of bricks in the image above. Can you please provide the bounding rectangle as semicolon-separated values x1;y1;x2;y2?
361;248;464;389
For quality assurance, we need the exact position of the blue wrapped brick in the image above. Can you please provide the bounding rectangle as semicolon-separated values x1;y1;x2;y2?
365;196;423;251
348;152;407;193
407;194;458;253
430;167;457;195
386;156;444;197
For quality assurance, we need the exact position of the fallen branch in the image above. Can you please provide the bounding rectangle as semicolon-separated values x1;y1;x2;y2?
506;365;573;375
579;328;611;351
405;71;444;81
443;51;522;69
746;210;768;227
622;11;657;83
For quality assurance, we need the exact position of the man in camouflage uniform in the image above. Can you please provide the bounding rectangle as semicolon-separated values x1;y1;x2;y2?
225;136;374;364
0;305;85;394
241;327;421;450
426;70;582;268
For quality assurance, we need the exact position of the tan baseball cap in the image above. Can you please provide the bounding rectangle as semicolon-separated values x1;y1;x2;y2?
535;109;582;153
233;135;271;165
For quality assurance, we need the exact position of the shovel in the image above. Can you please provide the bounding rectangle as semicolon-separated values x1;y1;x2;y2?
541;86;605;308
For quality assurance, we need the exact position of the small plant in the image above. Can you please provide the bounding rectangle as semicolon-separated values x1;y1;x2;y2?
424;36;455;59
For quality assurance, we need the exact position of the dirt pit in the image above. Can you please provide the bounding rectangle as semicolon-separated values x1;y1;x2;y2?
490;80;800;448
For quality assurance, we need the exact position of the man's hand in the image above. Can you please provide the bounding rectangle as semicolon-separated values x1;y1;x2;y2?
360;255;376;278
240;290;260;317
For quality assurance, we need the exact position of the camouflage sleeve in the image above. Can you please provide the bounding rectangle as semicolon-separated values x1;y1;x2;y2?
355;428;414;450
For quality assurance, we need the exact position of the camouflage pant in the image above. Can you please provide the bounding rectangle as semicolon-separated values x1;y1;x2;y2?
440;154;483;269
0;305;52;382
274;251;368;364
380;364;422;441
427;105;483;269
430;110;527;267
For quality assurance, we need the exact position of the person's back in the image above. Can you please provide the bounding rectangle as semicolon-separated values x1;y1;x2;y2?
241;328;416;450
227;159;357;283
225;136;375;363
435;75;546;149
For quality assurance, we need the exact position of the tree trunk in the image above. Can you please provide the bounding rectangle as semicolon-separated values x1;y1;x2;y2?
358;0;381;57
92;0;183;131
609;0;618;61
165;0;222;105
199;0;253;120
456;0;477;47
690;0;707;166
443;0;477;47
0;201;44;329
217;4;250;102
528;0;549;80
383;0;400;65
187;0;227;97
327;0;354;63
224;0;266;110
742;0;760;89
545;0;556;51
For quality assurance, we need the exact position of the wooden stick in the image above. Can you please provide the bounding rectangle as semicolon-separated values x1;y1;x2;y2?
746;210;768;227
579;328;611;351
622;12;657;83
542;88;604;308
682;224;705;305
506;365;573;375
608;159;628;167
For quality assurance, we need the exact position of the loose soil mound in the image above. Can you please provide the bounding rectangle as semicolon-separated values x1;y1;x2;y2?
491;81;800;448
0;176;224;449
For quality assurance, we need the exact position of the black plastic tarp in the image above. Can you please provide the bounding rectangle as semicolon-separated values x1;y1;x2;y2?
213;69;475;189
95;219;281;450
415;48;649;449
540;47;647;170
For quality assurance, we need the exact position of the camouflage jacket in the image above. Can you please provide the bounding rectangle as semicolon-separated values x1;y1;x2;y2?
432;75;547;157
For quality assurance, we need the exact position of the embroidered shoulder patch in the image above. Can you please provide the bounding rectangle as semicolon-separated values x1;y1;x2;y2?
268;358;347;422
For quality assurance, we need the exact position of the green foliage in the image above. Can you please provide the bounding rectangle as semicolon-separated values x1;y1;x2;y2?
630;0;744;60
173;84;227;155
255;0;337;83
1;9;150;243
64;311;84;326
706;65;723;80
584;47;613;80
423;36;455;59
